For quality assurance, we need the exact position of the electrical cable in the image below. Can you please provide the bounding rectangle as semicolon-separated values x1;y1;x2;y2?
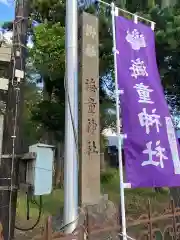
58;216;79;232
15;195;43;231
64;73;79;165
26;192;30;220
62;72;79;232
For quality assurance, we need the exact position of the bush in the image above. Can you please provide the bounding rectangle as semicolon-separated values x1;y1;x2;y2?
100;168;117;184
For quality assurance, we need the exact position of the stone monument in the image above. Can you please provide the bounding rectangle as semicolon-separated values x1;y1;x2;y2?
78;12;101;205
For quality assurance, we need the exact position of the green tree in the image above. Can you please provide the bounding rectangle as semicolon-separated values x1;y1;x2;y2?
22;80;43;149
30;0;116;139
147;0;180;210
142;4;180;118
30;22;66;141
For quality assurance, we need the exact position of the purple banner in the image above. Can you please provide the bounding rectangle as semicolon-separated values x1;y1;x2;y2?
115;16;180;188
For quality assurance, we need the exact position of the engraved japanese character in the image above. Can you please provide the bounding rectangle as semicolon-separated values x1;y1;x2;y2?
87;118;97;134
85;78;97;92
87;140;98;155
87;97;97;114
85;24;96;39
85;44;96;58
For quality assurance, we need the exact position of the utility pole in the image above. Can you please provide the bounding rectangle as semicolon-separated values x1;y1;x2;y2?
0;0;29;239
64;0;78;233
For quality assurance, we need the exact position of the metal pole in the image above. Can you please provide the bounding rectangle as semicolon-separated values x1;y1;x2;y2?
64;0;78;233
111;2;127;240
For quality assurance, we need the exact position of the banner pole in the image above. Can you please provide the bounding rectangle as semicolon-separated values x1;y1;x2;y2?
98;0;155;26
111;2;127;240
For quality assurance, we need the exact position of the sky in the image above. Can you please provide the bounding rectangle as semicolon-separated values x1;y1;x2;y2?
0;0;33;46
0;0;14;23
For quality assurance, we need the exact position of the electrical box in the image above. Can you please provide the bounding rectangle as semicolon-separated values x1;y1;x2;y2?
25;143;54;196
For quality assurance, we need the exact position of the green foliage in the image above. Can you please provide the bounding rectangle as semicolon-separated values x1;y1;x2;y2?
31;100;65;140
1;21;13;30
100;168;117;184
29;0;116;140
29;21;66;140
22;80;43;147
30;0;65;24
31;22;65;82
100;134;108;151
142;4;180;117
